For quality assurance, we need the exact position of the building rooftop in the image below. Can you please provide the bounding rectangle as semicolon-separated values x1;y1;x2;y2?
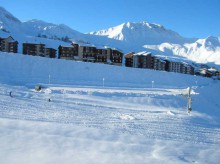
124;52;135;58
72;41;96;48
23;42;45;46
133;51;151;56
60;45;75;48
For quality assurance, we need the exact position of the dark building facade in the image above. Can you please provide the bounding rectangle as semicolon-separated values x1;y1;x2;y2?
78;43;97;62
45;48;57;58
124;52;135;67
23;43;56;58
0;36;18;53
109;48;123;65
96;47;108;63
153;57;166;71
133;52;153;69
23;43;45;56
58;44;78;60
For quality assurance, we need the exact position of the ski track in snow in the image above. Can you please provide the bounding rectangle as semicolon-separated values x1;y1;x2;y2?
1;84;220;146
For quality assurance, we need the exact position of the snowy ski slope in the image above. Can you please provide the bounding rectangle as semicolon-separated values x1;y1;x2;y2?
0;52;220;163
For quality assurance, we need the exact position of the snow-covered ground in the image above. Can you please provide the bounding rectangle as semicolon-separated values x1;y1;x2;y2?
0;52;220;163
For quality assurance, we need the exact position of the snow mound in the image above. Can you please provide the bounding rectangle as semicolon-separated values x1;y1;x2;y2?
44;88;52;94
119;114;135;120
166;110;175;116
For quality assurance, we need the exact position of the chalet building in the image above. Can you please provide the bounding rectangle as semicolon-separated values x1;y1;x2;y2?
96;46;108;63
0;36;18;53
133;51;153;69
78;43;97;62
124;52;135;67
153;57;166;71
58;44;78;60
23;43;56;58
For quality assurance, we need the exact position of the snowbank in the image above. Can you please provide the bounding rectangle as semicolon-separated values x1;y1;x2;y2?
0;52;211;88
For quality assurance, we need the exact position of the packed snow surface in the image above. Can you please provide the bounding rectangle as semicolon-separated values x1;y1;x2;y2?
0;52;220;163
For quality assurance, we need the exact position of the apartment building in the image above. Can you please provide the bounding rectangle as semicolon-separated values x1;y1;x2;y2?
45;48;57;58
133;51;152;69
58;44;78;60
96;46;108;63
165;60;182;73
153;57;166;71
124;52;135;67
109;48;123;66
23;43;45;56
0;36;18;53
181;63;194;75
78;43;97;62
23;43;56;58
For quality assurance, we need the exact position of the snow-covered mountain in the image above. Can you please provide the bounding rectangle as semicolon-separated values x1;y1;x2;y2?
89;22;220;65
89;21;195;45
144;36;220;64
22;19;85;40
0;6;23;34
0;6;124;53
0;7;87;41
1;6;220;65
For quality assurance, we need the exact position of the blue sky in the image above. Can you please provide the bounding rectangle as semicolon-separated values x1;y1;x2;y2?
0;0;220;38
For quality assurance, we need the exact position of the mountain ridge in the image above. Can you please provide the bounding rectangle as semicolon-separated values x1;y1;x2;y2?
89;21;196;45
0;6;220;65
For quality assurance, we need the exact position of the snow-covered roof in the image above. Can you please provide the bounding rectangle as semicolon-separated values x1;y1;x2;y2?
208;68;218;73
104;45;111;49
60;45;75;48
133;51;151;56
96;46;107;50
124;52;135;58
73;42;95;47
111;47;123;52
155;58;166;63
79;43;96;47
72;41;96;47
